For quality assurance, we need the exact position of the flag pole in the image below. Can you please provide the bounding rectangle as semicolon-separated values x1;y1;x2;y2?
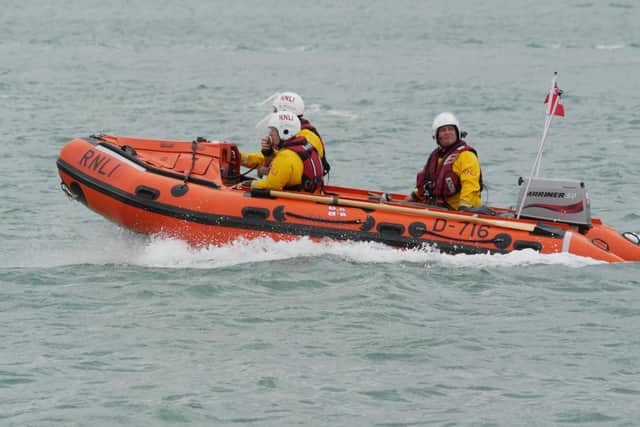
533;115;553;176
516;72;561;219
533;72;560;176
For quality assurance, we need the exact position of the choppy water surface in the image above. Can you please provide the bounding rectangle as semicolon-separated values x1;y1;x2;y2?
2;1;640;425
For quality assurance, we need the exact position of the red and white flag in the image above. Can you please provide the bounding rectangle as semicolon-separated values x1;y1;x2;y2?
544;81;565;117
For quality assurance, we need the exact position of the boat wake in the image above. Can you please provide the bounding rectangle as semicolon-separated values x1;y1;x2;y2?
132;236;602;269
4;232;601;269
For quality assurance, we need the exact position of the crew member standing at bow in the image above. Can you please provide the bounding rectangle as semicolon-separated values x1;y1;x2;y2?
409;112;483;210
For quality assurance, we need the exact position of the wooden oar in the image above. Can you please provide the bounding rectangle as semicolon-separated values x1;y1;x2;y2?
251;189;536;232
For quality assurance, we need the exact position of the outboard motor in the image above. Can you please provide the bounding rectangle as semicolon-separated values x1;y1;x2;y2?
516;177;591;226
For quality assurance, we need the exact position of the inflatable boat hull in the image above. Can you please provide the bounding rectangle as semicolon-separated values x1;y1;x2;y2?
56;135;640;263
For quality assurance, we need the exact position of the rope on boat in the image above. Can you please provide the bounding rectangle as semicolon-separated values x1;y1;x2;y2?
183;139;198;186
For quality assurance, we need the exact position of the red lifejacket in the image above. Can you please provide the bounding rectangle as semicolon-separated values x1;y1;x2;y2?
299;116;331;176
416;140;482;205
281;136;325;193
299;116;321;138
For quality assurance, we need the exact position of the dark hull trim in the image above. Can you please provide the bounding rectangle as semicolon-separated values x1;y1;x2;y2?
57;158;508;255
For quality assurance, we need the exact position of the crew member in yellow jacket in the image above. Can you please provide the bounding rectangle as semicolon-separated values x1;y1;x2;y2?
409;112;483;210
249;112;325;194
241;91;330;177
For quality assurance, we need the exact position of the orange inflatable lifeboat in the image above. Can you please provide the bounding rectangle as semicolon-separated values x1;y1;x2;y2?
56;134;640;263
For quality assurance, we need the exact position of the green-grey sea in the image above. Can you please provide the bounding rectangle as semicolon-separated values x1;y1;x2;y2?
2;1;640;425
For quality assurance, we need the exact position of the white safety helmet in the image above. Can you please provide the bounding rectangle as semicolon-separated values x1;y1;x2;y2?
265;111;301;141
262;91;305;116
432;112;460;141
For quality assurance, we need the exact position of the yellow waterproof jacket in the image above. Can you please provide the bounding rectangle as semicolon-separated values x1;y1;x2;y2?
445;151;482;209
241;129;324;169
251;148;306;191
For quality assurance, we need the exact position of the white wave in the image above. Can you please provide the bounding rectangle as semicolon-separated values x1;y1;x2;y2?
271;45;314;53
303;103;322;114
130;235;601;269
5;231;601;270
322;109;359;120
595;43;625;50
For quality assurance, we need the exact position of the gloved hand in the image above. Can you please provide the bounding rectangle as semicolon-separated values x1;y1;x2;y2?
405;190;421;202
257;166;270;178
233;180;253;190
457;202;473;212
260;137;274;157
